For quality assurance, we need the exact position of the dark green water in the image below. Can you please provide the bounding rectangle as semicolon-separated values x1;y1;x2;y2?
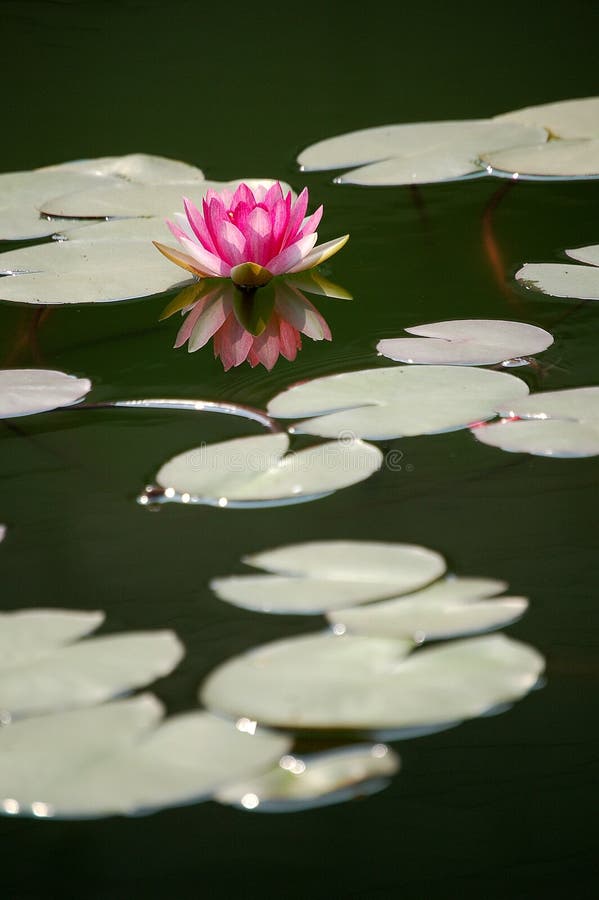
1;1;598;897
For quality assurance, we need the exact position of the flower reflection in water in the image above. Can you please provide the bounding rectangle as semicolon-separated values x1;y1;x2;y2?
161;274;350;371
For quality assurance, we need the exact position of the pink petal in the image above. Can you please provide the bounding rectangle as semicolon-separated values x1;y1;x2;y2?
183;197;217;253
213;313;254;370
245;206;272;265
270;196;291;256
286;234;349;274
297;205;323;239
177;234;231;276
275;283;331;341
215;220;246;266
278;317;302;361
188;293;231;352
284;187;309;244
231;183;256;210
263;182;284;212
266;232;318;276
250;315;282;371
174;291;219;347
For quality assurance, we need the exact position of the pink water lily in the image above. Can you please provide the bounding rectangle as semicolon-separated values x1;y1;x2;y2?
154;182;348;287
168;280;332;372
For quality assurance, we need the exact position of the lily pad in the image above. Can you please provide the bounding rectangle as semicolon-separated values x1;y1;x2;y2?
0;369;91;417
298;120;546;186
0;609;183;720
0;154;206;241
267;365;529;440
155;433;382;506
495;97;599;140
516;243;599;301
377;320;553;366
480;139;599;180
201;631;544;732
211;541;446;614
472;386;599;457
0;237;189;305
327;577;527;641
216;743;399;813
0;695;290;819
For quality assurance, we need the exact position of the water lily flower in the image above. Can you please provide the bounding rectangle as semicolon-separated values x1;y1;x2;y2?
163;280;332;372
153;182;349;288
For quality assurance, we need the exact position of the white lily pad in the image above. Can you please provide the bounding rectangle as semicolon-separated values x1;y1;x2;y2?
267;365;529;440
516;263;599;301
298;120;546;185
201;631;544;731
0;369;91;417
155;433;382;506
0;695;291;819
472;386;599;457
480;139;599;180
328;578;527;641
494;386;599;421
377;320;553;366
496;97;599;140
0;154;206;241
472;418;599;458
0;237;188;304
40;176;293;220
216;743;399;812
0;610;184;720
0;609;104;668
566;244;599;266
211;541;446;614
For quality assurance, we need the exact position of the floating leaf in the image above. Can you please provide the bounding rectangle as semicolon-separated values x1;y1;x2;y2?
0;695;290;819
211;540;446;614
0;609;183;720
377;320;553;366
0;369;91;418
0;154;206;241
495;96;599;140
154;433;382;506
516;243;599;301
480;139;599;180
201;631;544;732
298;120;546;186
0;525;5;543
472;386;599;457
216;744;399;813
267;366;529;440
0;238;188;305
328;577;527;641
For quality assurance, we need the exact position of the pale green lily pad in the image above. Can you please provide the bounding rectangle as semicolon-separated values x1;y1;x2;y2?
40;176;293;220
0;525;5;543
0;610;183;720
0;695;290;819
267;366;529;440
211;541;446;614
0;154;206;241
566;244;599;266
480;139;599;180
0;369;91;417
216;743;399;813
472;386;599;457
155;433;382;506
494;386;599;421
0;609;104;668
516;263;599;301
472;419;599;458
0;237;189;304
201;631;544;731
495;96;599;140
327;577;527;641
377;320;553;366
298;120;546;185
